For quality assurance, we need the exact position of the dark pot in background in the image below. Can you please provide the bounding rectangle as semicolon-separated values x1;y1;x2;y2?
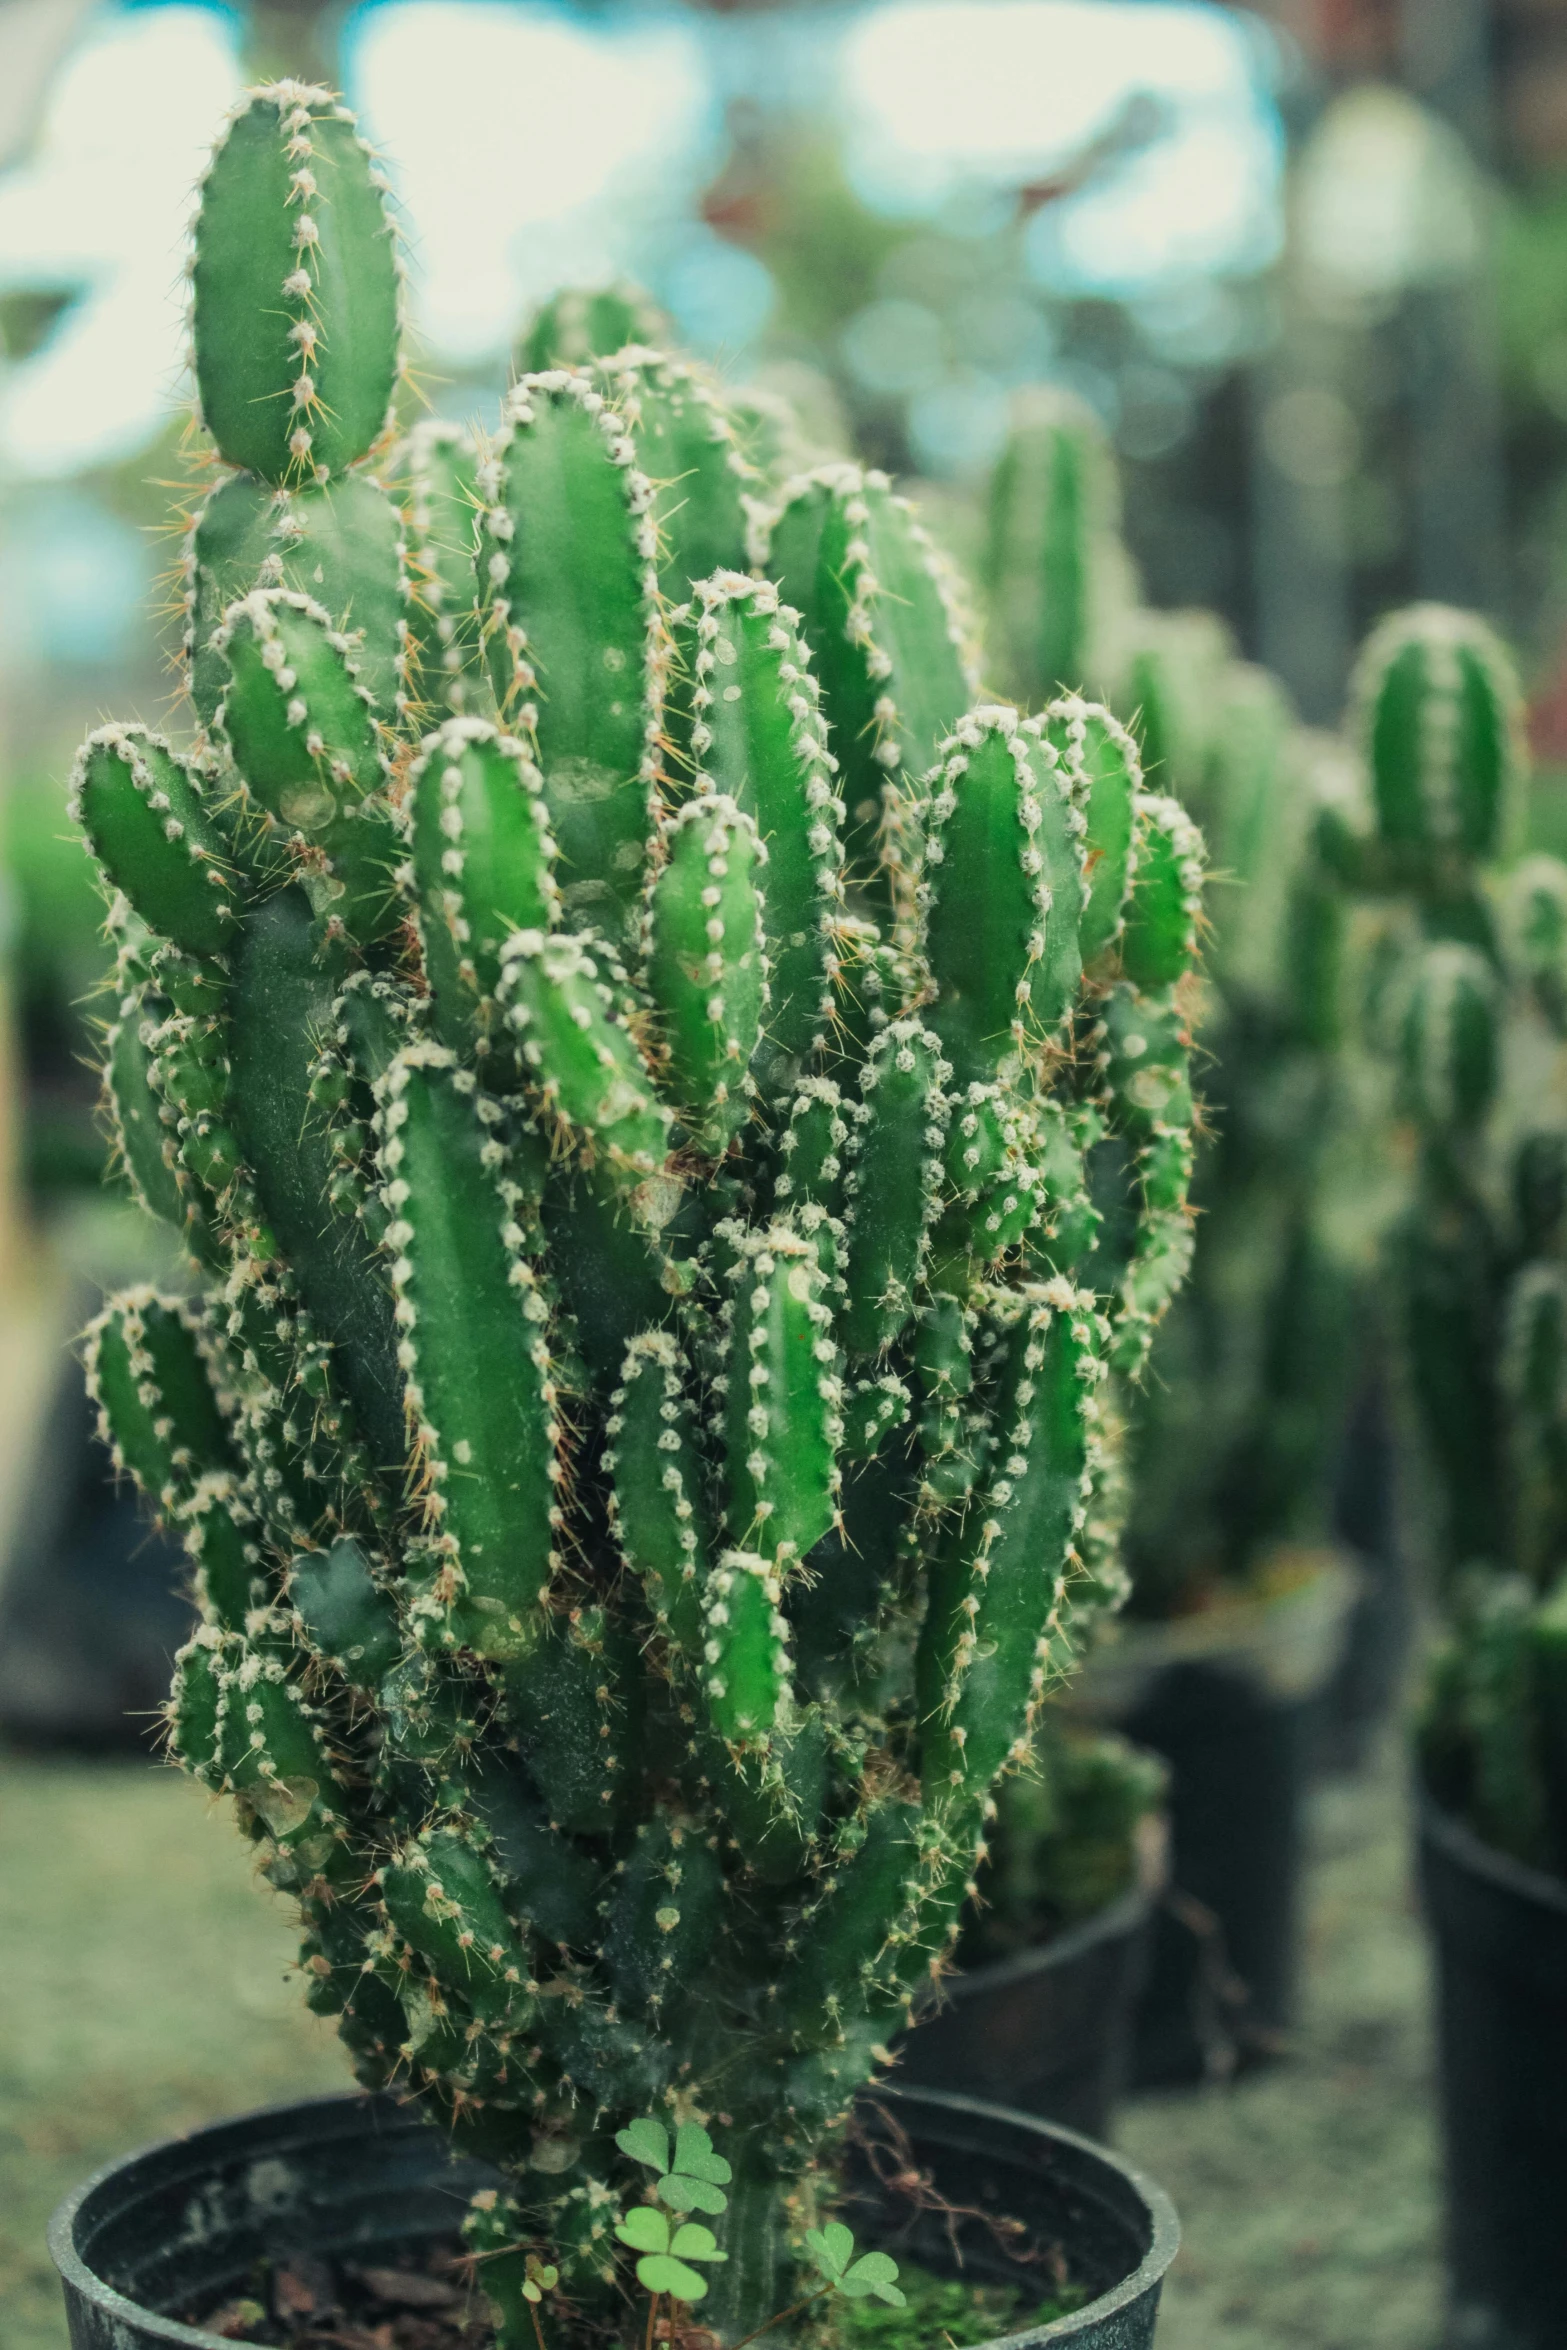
50;2087;1179;2350
1419;1795;1567;2350
1315;1368;1413;1777
895;1871;1160;2142
1073;1550;1357;2087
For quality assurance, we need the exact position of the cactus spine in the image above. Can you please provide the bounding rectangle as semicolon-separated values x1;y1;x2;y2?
77;90;1205;2347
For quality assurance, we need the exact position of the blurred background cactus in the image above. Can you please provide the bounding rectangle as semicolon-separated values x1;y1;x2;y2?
973;387;1375;1635
1339;602;1567;1880
71;81;1208;2343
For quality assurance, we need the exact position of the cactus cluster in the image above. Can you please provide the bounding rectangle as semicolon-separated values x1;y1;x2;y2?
74;83;1207;2343
1333;604;1567;1877
976;394;1363;1620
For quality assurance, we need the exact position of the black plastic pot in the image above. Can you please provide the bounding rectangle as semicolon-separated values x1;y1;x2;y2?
1073;1553;1356;2087
50;2086;1179;2350
1120;1657;1310;2086
1419;1795;1567;2350
894;1883;1155;2142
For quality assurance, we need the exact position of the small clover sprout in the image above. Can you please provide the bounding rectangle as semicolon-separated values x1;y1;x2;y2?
804;2222;905;2308
614;2204;729;2302
615;2115;733;2217
520;2256;558;2306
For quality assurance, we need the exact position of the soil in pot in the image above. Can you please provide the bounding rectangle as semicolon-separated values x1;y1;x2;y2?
187;2242;1087;2349
51;2086;1178;2350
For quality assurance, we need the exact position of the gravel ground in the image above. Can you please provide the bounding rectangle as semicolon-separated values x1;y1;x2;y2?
0;1733;1442;2350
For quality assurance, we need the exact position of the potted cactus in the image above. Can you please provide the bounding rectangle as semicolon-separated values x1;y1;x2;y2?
973;389;1368;2087
1335;602;1567;2350
51;83;1195;2350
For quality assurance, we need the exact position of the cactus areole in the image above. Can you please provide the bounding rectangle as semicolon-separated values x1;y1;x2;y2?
76;83;1206;2345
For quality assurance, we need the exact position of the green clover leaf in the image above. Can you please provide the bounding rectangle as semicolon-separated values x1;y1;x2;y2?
521;2255;559;2305
669;2223;725;2264
657;2171;728;2216
615;2206;670;2256
615;2119;670;2175
630;2222;727;2303
839;2253;905;2306
673;2124;732;2186
805;2223;855;2284
805;2225;904;2306
635;2254;713;2301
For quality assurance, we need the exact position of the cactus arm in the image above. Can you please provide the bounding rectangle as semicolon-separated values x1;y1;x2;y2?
1042;697;1141;967
919;707;1085;1086
702;1549;792;1748
776;1076;849;1214
669;575;846;1084
192;83;399;484
519;283;670;374
398;420;485;724
409;718;560;1066
214;588;402;943
71;727;239;959
498;930;673;1210
1118;792;1204;995
226;889;406;1468
839;1021;951;1359
918;1282;1105;1802
186;472;407;729
761;466;976;885
596;350;753;598
982;389;1113;706
84;1290;266;1634
1094;982;1198;1376
720;1222;841;1562
103;981;222;1265
842;1374;911;1460
643;794;768;1155
605;1330;714;1664
376;1042;566;1659
84;1289;237;1509
478;374;662;947
216;1643;353;1857
1502;1264;1567;1590
1353;603;1524;872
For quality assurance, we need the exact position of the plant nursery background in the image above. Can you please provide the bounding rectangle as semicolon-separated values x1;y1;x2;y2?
3;0;1565;2345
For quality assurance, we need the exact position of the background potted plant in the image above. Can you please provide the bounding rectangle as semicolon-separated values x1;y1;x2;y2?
1337;599;1567;2350
969;388;1377;2088
52;78;1199;2350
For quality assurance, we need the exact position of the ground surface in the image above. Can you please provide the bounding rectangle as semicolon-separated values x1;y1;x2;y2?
0;1736;1442;2350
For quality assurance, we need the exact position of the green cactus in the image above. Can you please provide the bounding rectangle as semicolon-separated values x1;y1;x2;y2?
979;379;1364;1624
75;90;1206;2347
1346;603;1567;1876
980;388;1119;710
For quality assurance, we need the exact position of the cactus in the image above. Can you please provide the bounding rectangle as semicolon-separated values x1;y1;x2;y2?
980;388;1120;710
75;91;1206;2347
1345;603;1567;1876
978;398;1362;1625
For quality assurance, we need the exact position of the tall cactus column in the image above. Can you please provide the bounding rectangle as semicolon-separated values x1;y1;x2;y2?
73;84;1208;2350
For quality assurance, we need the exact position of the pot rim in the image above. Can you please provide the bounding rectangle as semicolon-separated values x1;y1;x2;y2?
49;2087;1180;2350
873;2084;1181;2345
1418;1787;1567;1921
